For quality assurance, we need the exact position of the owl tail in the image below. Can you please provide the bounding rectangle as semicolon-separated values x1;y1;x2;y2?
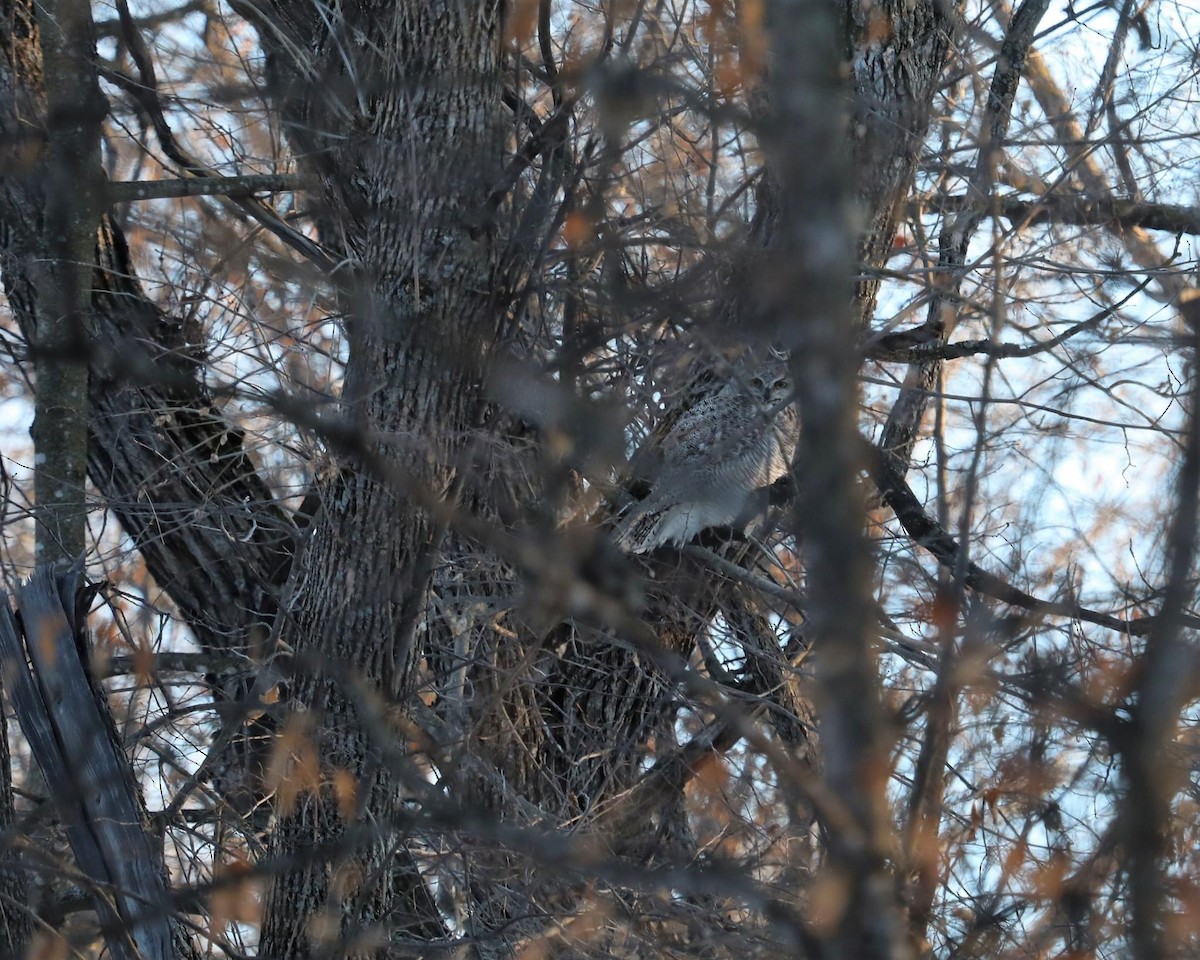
613;506;663;554
614;503;699;554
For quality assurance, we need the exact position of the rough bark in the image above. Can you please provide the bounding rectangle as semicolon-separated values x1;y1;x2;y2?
0;0;992;954
1121;293;1200;960
225;1;508;954
0;685;26;956
844;0;960;330
27;0;104;562
452;0;966;950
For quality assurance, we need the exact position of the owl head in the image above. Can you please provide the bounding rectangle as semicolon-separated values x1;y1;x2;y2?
720;360;792;406
749;363;792;405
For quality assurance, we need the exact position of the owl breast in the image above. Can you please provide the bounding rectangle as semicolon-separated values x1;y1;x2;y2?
614;374;798;553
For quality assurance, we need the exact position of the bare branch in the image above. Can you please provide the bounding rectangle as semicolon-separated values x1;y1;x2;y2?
922;194;1200;236
866;442;1198;637
108;173;314;203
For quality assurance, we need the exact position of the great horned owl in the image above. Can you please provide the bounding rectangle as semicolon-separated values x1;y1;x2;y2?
614;361;799;554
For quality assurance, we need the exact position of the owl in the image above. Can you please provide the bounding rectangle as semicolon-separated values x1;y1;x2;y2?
614;361;799;554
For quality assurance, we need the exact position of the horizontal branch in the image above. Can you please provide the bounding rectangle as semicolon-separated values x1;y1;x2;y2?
100;46;331;268
108;173;314;203
865;272;1155;364
100;651;254;678
920;194;1200;236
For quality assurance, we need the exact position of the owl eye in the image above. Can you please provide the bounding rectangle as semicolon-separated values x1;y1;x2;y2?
776;378;790;391
750;376;764;388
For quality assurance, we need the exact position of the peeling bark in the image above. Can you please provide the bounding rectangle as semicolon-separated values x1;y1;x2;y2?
0;564;194;960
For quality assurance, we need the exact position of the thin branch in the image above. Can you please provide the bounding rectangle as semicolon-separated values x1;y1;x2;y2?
99;651;260;678
101;4;333;269
93;0;211;37
866;274;1154;362
865;440;1200;638
880;0;1052;471
1017;23;1193;303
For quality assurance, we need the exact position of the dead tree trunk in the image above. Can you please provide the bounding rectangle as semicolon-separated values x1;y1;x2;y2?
0;564;194;959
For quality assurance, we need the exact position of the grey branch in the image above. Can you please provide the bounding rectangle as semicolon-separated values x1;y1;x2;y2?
922;194;1200;236
109;173;315;203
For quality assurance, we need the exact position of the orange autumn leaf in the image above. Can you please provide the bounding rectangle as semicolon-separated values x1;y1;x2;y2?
333;767;358;821
505;0;538;47
563;209;595;249
209;853;262;931
265;713;321;817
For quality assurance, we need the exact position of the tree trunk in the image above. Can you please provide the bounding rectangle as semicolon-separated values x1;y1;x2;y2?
228;1;508;954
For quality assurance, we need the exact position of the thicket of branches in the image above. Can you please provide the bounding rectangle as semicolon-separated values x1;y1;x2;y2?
1;0;1199;957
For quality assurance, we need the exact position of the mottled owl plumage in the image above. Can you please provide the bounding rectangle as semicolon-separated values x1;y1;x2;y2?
615;361;799;553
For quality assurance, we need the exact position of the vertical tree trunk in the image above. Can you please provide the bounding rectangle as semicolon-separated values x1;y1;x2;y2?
28;0;105;562
241;2;509;954
844;0;958;332
763;1;908;956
